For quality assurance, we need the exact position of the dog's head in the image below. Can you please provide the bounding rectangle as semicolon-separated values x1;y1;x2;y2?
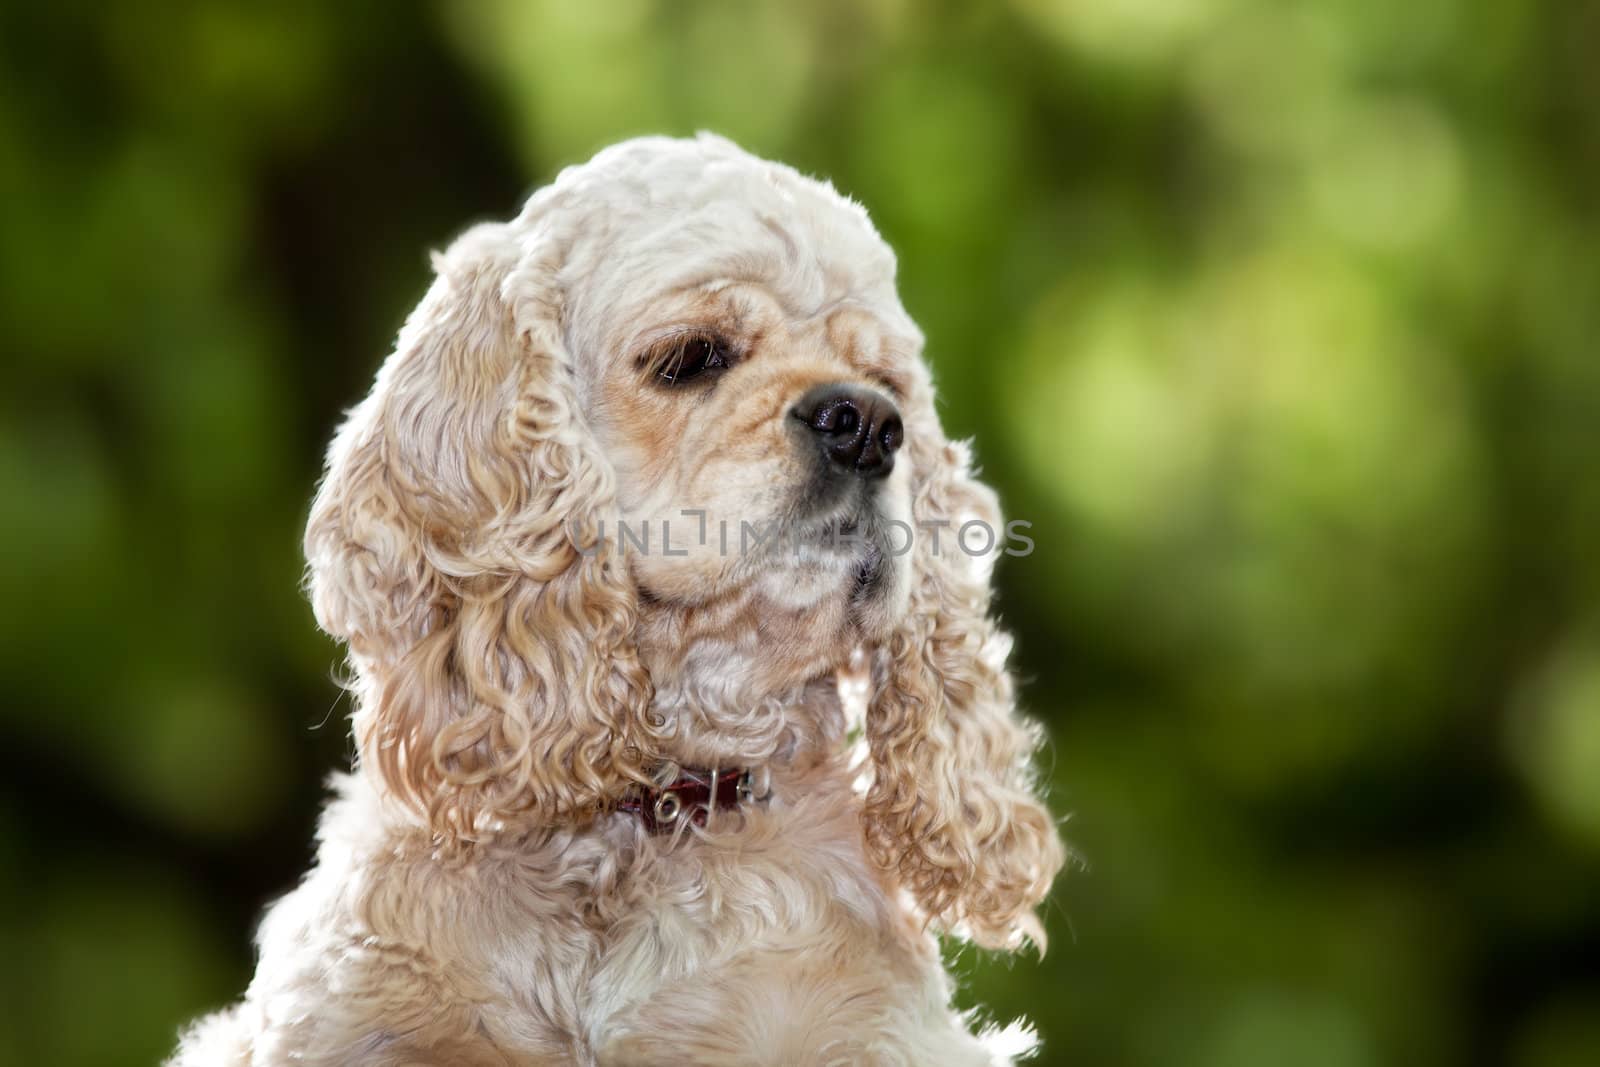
305;134;1060;948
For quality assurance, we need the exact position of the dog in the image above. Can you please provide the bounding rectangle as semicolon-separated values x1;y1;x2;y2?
171;133;1063;1066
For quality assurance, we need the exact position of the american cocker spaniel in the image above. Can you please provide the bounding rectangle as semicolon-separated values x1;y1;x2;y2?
172;134;1063;1067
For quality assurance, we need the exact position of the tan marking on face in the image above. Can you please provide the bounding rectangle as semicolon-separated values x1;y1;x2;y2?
824;307;917;401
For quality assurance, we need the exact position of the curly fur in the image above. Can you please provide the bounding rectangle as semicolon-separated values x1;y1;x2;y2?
172;134;1063;1066
863;435;1060;950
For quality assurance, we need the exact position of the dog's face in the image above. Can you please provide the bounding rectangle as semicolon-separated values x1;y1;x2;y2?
305;135;1060;948
560;183;927;696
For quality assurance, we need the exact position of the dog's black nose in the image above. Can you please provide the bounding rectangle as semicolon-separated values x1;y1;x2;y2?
792;384;904;479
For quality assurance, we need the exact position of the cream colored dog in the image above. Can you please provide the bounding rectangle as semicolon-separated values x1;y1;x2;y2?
171;134;1063;1066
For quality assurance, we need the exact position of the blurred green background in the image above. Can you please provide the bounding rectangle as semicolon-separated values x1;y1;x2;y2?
3;1;1599;1064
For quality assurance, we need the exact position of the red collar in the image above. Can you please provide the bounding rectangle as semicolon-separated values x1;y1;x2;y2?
617;766;769;833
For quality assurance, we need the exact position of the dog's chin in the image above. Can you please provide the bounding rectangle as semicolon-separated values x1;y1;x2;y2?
747;535;905;636
632;533;906;696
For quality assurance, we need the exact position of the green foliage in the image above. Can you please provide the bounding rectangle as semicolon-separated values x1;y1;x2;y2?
2;1;1597;1063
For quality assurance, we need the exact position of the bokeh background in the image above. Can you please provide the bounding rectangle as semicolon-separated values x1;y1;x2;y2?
3;1;1599;1064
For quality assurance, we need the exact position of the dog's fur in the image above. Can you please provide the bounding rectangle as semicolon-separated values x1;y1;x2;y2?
171;134;1063;1066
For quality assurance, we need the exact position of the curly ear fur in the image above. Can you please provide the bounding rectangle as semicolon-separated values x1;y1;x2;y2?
862;415;1064;951
304;219;656;838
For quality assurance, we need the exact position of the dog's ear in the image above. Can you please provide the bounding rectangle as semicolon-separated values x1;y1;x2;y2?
861;388;1064;950
304;218;657;838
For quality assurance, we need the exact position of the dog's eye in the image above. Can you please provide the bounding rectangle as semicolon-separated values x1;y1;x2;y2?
656;335;728;385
